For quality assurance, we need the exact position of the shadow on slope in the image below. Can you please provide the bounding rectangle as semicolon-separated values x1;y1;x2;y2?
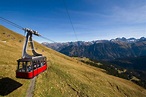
0;77;22;96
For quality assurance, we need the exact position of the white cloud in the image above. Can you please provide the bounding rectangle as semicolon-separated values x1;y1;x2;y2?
110;5;146;24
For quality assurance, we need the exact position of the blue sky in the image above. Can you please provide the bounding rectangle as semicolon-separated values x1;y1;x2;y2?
0;0;146;43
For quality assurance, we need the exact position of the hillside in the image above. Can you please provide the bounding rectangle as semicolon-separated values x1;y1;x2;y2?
78;57;146;89
42;37;146;60
0;25;146;97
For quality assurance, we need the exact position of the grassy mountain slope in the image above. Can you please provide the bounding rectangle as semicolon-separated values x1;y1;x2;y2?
0;25;146;97
0;25;30;97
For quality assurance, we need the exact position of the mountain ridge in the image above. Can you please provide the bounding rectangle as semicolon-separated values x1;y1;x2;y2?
42;37;146;60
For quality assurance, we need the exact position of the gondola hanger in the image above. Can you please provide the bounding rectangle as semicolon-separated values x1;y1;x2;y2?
0;17;52;79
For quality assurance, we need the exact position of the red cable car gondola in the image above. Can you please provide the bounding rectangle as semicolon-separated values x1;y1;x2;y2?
16;28;47;79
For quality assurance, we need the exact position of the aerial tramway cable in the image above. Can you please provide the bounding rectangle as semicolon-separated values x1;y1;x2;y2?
63;0;78;41
40;36;56;43
0;17;24;30
0;17;56;43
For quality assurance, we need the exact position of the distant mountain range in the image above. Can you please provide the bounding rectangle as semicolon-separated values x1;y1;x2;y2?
42;37;146;60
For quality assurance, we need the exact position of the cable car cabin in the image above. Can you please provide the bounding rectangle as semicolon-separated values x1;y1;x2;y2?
16;56;47;79
16;28;47;79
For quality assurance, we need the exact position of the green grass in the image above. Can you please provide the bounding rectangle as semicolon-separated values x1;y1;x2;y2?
0;25;146;97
